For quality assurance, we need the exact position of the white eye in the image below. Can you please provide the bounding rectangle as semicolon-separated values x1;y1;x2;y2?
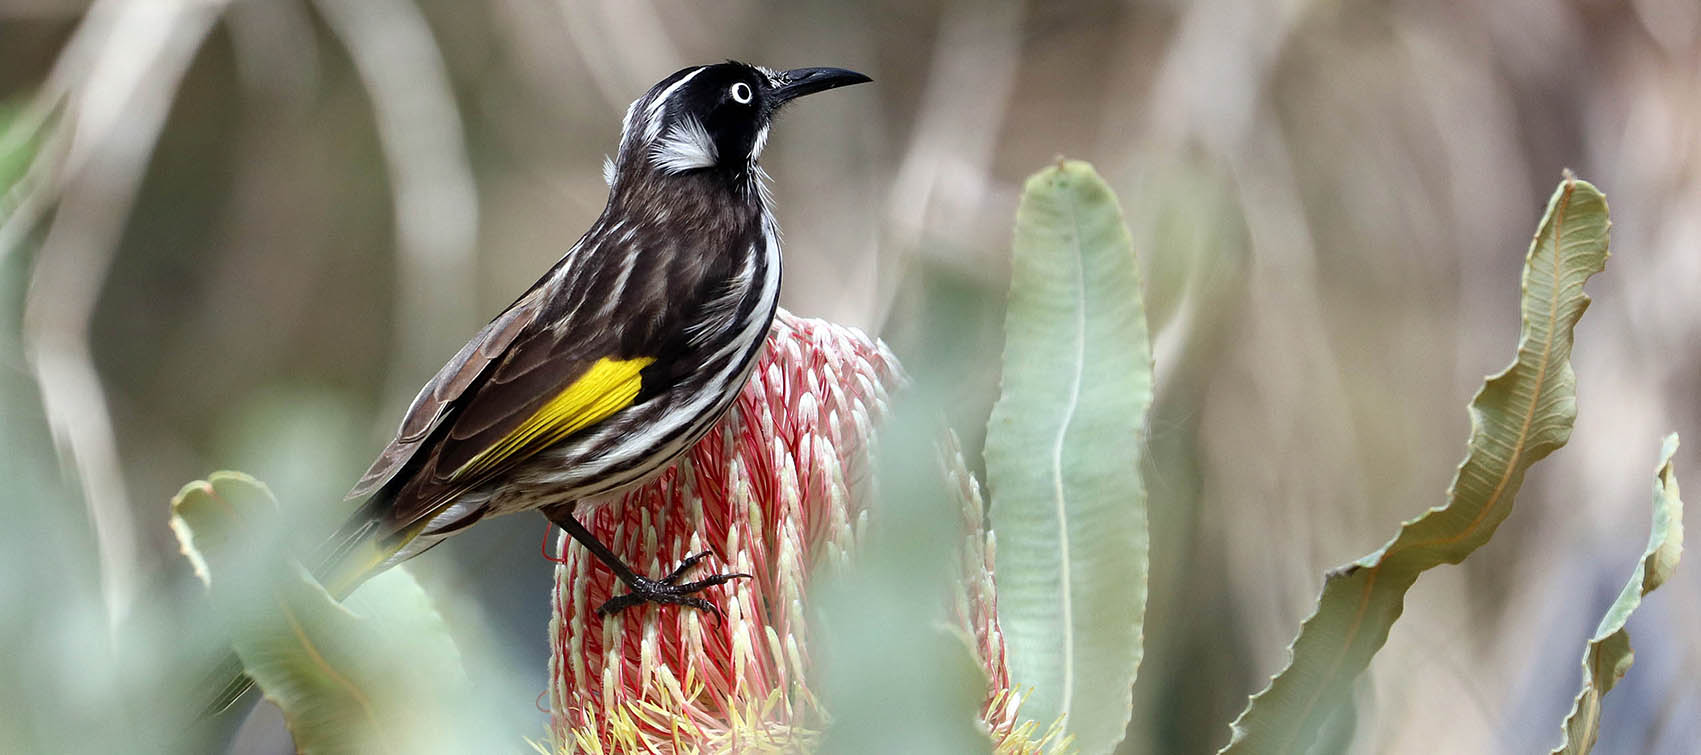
730;82;753;104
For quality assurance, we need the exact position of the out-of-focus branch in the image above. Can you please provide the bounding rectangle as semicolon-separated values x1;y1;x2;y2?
1139;0;1300;157
880;0;1021;260
17;0;226;637
868;0;1022;338
556;0;685;112
315;0;480;413
227;0;321;105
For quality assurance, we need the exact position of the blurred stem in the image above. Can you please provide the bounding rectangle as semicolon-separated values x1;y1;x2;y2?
879;0;1020;264
556;0;684;112
18;0;224;638
315;0;479;416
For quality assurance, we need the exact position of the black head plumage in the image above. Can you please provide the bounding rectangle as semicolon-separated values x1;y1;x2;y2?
612;62;871;183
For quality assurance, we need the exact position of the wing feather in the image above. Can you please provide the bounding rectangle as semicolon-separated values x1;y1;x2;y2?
450;355;652;480
378;327;652;531
345;287;543;500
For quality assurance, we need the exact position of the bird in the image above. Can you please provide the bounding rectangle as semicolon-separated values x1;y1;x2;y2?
203;61;871;714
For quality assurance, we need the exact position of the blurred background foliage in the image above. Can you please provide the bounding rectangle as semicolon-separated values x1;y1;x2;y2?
2;0;1699;752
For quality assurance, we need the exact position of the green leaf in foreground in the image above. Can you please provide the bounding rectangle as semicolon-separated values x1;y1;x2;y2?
1221;175;1611;754
1553;433;1684;755
0;96;51;221
0;99;35;192
171;472;478;754
986;159;1152;753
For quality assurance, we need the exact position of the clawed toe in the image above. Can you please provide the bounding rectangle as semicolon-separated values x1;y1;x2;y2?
596;555;752;621
548;509;753;623
661;550;715;585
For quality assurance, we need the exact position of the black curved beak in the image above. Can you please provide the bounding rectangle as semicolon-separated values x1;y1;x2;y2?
770;67;872;105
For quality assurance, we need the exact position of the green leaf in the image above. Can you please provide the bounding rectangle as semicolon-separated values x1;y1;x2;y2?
1553;433;1684;754
820;310;1004;754
1221;175;1611;754
986;159;1152;753
0;96;45;218
171;472;479;754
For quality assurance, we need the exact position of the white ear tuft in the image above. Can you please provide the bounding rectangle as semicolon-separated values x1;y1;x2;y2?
650;116;719;174
602;156;617;187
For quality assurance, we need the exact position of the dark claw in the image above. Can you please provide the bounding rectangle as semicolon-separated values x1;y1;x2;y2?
660;550;716;585
546;507;750;622
594;592;647;617
595;557;753;621
596;582;725;621
672;572;753;592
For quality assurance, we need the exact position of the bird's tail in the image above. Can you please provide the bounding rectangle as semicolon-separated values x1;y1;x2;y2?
196;496;431;718
311;495;433;599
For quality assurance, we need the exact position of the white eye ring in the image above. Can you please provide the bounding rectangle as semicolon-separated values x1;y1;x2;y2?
730;82;753;104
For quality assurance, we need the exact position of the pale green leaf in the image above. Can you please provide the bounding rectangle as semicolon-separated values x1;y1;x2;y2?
819;352;1001;755
986;159;1152;753
0;98;36;196
1221;175;1611;753
1553;433;1684;754
171;472;480;754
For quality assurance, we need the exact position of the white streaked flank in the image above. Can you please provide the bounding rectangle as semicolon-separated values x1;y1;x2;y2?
566;222;779;483
596;242;641;317
686;246;757;347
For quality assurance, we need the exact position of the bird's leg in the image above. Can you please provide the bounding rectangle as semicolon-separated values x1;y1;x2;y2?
541;502;751;620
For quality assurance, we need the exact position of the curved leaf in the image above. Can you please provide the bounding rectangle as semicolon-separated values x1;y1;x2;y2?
986;159;1152;753
171;472;478;754
1222;175;1611;753
1553;433;1684;754
0;99;37;204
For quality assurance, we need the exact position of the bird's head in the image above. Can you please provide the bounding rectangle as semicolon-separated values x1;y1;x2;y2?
609;62;871;187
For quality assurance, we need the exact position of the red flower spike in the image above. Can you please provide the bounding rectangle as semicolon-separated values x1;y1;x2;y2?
547;310;1034;753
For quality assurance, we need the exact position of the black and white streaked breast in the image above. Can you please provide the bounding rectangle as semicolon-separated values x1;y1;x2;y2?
367;61;877;571
478;172;783;515
412;61;800;529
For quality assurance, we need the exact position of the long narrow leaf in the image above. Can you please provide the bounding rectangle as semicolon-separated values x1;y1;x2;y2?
1553;434;1684;754
1222;175;1612;753
987;159;1152;753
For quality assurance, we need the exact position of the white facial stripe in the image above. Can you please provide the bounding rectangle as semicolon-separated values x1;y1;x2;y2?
642;66;708;144
649;67;705;115
642;66;711;144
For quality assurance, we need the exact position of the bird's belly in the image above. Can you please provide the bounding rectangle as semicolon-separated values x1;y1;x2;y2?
478;400;726;520
480;452;671;518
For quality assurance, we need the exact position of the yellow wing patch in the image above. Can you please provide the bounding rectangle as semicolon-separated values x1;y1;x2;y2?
452;356;654;480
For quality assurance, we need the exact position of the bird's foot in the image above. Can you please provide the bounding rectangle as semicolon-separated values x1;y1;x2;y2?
596;550;751;620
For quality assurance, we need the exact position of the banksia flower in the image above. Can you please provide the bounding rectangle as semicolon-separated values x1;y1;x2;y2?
546;309;1028;753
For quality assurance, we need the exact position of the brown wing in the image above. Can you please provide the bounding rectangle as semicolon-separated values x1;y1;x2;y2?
345;286;545;500
375;317;656;530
